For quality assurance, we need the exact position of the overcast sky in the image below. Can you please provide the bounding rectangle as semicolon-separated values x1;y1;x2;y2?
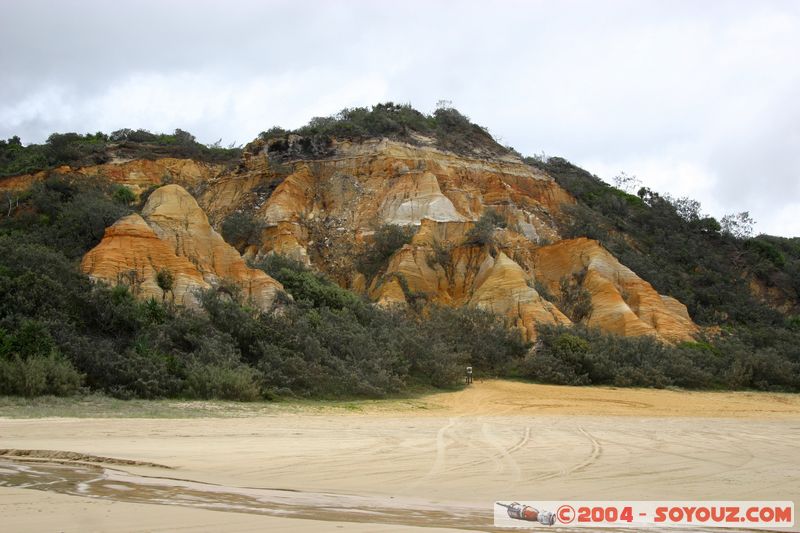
2;0;798;236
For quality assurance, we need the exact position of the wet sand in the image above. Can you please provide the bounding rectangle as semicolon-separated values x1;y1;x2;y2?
1;381;799;531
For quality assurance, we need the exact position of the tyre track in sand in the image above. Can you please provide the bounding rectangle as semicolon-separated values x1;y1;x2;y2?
478;422;522;481
530;426;602;481
441;424;531;475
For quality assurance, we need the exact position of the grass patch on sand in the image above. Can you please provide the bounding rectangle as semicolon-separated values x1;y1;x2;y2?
0;391;440;419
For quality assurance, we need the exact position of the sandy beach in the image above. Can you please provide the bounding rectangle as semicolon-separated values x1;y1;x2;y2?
1;381;799;531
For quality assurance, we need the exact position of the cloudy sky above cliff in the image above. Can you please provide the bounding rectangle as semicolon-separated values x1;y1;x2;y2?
2;0;799;236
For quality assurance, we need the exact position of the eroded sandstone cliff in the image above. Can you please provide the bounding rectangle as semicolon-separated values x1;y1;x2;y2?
191;136;697;341
20;133;698;342
533;238;698;342
81;184;284;310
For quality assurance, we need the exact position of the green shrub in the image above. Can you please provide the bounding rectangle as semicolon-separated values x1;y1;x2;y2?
518;349;589;385
204;261;525;397
184;363;260;401
0;136;49;176
427;242;453;270
431;106;499;154
221;212;265;251
465;208;506;246
533;280;556;302
112;185;136;205
394;273;429;310
255;255;362;311
2;176;131;260
0;352;83;396
71;336;181;399
395;333;465;388
745;238;786;268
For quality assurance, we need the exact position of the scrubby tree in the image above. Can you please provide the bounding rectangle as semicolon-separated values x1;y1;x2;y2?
221;211;265;251
156;268;175;302
112;185;136;205
721;211;755;239
356;224;416;280
557;269;593;323
613;172;642;194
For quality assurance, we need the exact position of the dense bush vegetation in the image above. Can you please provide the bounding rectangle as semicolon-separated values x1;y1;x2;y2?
251;254;528;394
1;175;131;260
518;324;800;391
260;102;509;157
0;129;241;178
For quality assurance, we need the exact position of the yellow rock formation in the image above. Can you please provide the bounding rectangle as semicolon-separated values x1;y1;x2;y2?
80;213;211;307
369;221;570;339
533;238;698;342
468;251;571;339
82;184;284;310
198;138;570;244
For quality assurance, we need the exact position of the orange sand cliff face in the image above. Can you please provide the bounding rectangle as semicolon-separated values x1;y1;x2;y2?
197;138;573;265
80;213;211;307
533;238;698;342
16;135;698;341
81;184;284;310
